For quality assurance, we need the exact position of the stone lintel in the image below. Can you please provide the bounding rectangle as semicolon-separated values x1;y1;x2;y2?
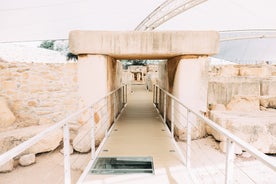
69;30;219;59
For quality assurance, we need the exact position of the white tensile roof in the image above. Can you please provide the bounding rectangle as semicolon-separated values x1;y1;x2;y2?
0;0;276;63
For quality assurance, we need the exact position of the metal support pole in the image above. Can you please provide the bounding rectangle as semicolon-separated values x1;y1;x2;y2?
90;107;96;160
163;93;167;124
186;110;191;168
155;85;158;105
122;86;125;105
157;88;161;112
153;85;155;104
125;85;128;104
113;92;116;124
63;122;71;184
171;99;174;138
225;139;235;184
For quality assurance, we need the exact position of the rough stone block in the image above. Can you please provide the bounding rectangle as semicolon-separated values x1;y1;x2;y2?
261;79;276;96
260;96;276;109
0;97;16;128
19;154;36;166
0;125;62;154
208;77;260;105
226;96;260;112
209;111;276;153
0;159;13;173
239;65;271;77
69;31;219;59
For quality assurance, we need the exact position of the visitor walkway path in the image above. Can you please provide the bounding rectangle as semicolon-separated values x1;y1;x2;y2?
81;85;191;184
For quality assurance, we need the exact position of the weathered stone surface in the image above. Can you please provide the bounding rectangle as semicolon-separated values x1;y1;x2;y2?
0;97;16;128
0;159;13;173
0;125;62;154
239;65;270;77
69;31;219;59
209;104;226;111
217;65;239;77
0;60;79;129
261;79;276;96
73;127;91;153
260;96;276;109
208;77;261;105
209;111;276;153
226;96;260;112
73;117;108;153
19;154;35;166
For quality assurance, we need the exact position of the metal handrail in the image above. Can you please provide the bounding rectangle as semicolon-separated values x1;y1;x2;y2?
0;85;127;184
153;85;276;183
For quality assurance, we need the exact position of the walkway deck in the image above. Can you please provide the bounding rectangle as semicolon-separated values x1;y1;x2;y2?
82;85;191;184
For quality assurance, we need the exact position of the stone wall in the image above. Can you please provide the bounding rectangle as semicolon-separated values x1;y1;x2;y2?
0;59;79;131
207;64;276;154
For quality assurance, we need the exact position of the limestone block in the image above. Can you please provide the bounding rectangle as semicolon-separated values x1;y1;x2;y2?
209;104;226;111
174;115;207;141
0;159;13;173
219;65;239;77
209;111;276;153
19;154;36;166
69;31;219;59
0;125;62;154
73;119;108;153
28;129;62;154
261;79;276;96
226;96;260;112
239;65;270;77
208;77;260;105
73;131;90;153
0;97;16;128
260;96;276;109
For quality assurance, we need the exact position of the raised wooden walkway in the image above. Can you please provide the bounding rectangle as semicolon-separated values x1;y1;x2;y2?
82;85;191;184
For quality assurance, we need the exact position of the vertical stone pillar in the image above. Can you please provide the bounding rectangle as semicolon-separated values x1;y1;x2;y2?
78;55;108;106
170;56;209;140
173;56;209;113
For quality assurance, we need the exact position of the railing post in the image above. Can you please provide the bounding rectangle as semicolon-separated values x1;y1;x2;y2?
63;122;71;184
163;93;167;124
125;85;128;104
225;139;235;184
122;85;125;105
153;85;155;104
90;107;96;160
158;87;160;108
114;92;116;124
186;110;191;168
171;98;174;138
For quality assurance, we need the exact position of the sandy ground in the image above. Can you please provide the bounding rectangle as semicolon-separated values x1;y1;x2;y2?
0;148;90;184
1;137;275;184
1;86;275;183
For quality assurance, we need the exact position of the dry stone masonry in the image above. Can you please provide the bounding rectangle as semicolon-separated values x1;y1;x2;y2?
208;63;276;154
0;58;79;172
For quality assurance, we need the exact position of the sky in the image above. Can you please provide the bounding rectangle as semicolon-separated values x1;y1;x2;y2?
1;0;276;42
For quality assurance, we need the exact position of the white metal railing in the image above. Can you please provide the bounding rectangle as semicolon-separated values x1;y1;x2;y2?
0;84;127;184
153;85;276;184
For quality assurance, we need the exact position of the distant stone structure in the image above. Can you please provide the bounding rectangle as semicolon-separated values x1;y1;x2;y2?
207;63;276;153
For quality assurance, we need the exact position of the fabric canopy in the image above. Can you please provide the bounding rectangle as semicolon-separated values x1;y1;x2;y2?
1;0;276;63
